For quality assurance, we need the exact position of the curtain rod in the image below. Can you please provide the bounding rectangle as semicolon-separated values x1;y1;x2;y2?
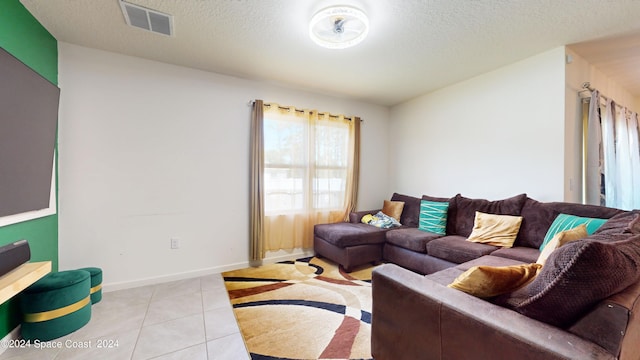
579;82;636;116
248;100;362;122
579;82;604;100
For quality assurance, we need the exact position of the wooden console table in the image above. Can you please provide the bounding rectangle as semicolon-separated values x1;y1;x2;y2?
0;261;51;304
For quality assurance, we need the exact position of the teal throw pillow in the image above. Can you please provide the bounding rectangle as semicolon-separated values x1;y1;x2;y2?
539;213;607;251
419;200;449;235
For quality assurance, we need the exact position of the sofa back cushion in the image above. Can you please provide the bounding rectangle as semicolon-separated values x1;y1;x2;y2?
514;198;627;249
593;210;640;235
513;198;558;248
496;234;640;328
453;194;527;237
545;201;625;219
390;193;421;227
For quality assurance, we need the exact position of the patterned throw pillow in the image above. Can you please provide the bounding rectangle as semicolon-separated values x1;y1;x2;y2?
539;214;607;251
419;200;449;235
361;211;401;229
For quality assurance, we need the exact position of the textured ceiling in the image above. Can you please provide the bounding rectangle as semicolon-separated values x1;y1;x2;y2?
19;0;640;106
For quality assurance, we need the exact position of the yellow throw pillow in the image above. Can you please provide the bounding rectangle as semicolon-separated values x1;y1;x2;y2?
536;223;587;265
448;263;542;298
361;214;375;224
467;211;523;247
382;200;404;222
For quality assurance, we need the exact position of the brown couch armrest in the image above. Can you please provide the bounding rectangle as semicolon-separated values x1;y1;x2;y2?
569;280;640;359
372;264;615;360
349;209;381;223
372;264;443;360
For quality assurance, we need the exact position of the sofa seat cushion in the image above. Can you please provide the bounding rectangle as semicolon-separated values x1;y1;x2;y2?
496;234;640;328
427;255;525;285
425;267;464;286
427;236;498;264
490;247;540;263
314;223;387;248
455;255;526;271
385;228;442;253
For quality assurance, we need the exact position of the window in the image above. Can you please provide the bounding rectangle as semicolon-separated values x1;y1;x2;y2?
250;101;360;259
264;112;349;214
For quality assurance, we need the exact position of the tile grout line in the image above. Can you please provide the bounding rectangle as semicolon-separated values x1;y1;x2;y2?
146;277;209;359
130;283;156;360
200;277;210;360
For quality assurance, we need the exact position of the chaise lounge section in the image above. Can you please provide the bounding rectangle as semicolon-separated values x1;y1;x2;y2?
313;192;430;272
313;221;387;272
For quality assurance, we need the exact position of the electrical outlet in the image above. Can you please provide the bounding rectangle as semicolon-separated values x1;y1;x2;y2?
170;238;180;249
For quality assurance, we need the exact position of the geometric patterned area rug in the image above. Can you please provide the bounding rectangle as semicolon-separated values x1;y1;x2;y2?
223;257;377;360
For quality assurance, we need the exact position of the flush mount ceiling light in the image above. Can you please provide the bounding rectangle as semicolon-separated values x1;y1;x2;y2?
309;6;369;49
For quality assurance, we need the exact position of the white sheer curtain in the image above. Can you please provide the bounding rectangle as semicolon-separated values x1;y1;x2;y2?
601;99;617;207
628;113;640;207
615;105;633;210
585;91;602;205
585;91;640;210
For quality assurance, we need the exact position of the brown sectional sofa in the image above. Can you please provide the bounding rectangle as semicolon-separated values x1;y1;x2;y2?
313;192;640;359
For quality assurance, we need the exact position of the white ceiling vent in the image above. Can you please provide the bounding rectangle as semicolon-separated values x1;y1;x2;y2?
119;1;173;36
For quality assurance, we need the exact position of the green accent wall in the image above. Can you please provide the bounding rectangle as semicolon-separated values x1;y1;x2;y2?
0;0;58;338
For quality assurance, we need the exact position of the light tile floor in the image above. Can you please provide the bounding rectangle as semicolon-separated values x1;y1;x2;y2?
0;274;250;360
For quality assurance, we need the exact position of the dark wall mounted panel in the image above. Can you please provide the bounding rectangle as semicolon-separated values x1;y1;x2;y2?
0;47;60;217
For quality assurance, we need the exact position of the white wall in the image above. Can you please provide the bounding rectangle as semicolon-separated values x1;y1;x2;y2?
57;42;390;290
389;47;566;202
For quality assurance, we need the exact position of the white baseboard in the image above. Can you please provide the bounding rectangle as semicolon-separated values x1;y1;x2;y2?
103;250;315;293
103;261;249;293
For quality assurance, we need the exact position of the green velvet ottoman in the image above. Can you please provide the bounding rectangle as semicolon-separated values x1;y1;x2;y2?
78;267;102;304
19;270;92;341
